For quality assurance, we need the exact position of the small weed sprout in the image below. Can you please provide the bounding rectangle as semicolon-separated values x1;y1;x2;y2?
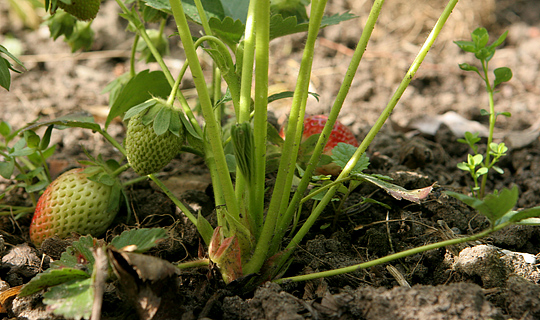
454;27;512;198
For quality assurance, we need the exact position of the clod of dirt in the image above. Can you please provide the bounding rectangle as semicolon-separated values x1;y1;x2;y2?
335;283;504;320
0;244;45;285
502;275;540;320
454;245;508;288
248;282;304;320
8;292;64;320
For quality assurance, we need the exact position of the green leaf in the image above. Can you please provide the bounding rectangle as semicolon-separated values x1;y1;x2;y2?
454;40;476;53
110;228;168;253
494;67;512;87
0;44;25;69
269;12;356;40
123;99;157;120
476;167;488;176
489;30;508;50
457;63;479;73
446;186;518;223
43;278;93;320
471;27;489;49
162;0;225;24
475;47;494;61
331;143;369;173
106;70;171;128
45;10;76;40
153;106;172;136
23;130;40;149
19;268;90;296
196;213;214;246
52;235;96;272
67;22;94;52
492;166;504;175
0;57;11;91
23;113;101;132
169;110;183;137
479;109;490;116
497;111;511;118
9;146;36;157
39;125;54;151
209;16;245;45
470;154;483;166
457;162;471;172
0;159;15;179
140;0;172;14
231;122;254;183
102;72;132;107
142;102;163;126
25;180;49;193
0;121;11;137
268;91;320;103
220;0;249;22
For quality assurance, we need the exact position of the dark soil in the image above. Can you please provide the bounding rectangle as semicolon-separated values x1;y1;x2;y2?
2;0;540;319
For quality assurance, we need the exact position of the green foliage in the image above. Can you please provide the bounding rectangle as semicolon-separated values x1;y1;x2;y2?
106;70;172;128
455;27;512;198
19;229;169;319
0;45;25;91
447;186;540;228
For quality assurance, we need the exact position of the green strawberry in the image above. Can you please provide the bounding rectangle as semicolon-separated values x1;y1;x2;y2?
57;0;101;21
30;168;120;245
124;99;185;176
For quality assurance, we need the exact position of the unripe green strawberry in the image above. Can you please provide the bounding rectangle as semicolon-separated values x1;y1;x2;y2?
30;168;119;245
57;0;101;21
124;104;185;176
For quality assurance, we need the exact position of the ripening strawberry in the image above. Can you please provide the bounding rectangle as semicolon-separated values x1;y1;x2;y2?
124;100;185;176
57;0;101;21
30;168;119;245
281;115;359;175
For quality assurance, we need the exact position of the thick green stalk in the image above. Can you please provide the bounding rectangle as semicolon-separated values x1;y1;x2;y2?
169;0;240;221
250;0;270;241
276;0;384;248
275;222;509;283
282;0;460;264
243;0;327;275
233;1;257;235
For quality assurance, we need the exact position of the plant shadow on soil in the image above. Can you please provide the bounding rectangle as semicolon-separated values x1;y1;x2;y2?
2;0;540;319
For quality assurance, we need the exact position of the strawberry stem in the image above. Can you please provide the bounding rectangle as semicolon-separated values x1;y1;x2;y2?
170;0;240;226
275;221;511;283
271;0;384;259
243;0;328;275
176;258;210;269
111;163;131;178
279;0;460;272
148;174;198;226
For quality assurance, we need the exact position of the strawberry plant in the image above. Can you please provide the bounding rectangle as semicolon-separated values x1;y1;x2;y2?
3;0;540;318
454;27;512;198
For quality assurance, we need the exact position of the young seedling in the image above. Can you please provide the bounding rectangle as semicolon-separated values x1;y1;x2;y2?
455;27;512;198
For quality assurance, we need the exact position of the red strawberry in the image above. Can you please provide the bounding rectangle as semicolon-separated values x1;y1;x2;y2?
30;168;120;245
280;115;359;175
